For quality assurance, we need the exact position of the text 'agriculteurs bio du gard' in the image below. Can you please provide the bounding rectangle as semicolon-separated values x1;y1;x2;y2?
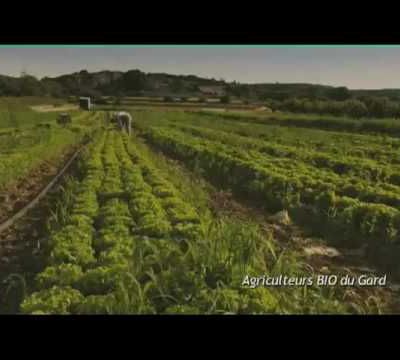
241;274;387;288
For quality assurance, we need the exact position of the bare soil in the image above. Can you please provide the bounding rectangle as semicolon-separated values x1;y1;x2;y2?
30;104;79;112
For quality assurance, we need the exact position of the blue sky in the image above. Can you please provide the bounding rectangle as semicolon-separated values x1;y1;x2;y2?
0;46;399;89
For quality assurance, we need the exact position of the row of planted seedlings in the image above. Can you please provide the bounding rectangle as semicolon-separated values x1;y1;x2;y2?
19;129;107;313
115;132;212;313
141;126;400;277
119;132;202;241
74;129;139;313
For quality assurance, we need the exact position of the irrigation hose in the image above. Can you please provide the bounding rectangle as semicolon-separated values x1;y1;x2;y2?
0;146;84;239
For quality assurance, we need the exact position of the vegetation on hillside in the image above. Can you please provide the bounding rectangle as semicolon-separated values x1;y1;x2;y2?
3;70;400;119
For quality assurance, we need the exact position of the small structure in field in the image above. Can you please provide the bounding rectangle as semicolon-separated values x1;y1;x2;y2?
79;97;91;111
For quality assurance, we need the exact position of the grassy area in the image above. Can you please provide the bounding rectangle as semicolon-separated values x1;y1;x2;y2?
0;111;64;128
0;96;80;129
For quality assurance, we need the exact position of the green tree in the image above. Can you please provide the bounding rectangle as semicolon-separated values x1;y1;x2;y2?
365;97;390;117
327;87;351;101
393;103;400;119
306;86;321;100
265;99;281;111
115;96;122;105
171;79;184;93
343;99;368;118
42;79;65;98
220;95;231;104
0;77;21;96
121;70;147;94
20;74;44;96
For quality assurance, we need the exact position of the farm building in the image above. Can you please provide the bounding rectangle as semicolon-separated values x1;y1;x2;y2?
79;97;91;110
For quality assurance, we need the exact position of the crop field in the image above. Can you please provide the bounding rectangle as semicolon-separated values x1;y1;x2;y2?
14;129;384;314
131;110;400;280
1;103;400;314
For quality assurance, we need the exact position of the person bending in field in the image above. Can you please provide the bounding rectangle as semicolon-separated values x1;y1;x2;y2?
111;111;132;135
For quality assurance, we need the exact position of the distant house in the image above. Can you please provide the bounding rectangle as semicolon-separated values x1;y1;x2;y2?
198;86;225;96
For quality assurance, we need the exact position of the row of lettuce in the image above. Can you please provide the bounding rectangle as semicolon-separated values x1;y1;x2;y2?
140;125;400;276
168;122;400;186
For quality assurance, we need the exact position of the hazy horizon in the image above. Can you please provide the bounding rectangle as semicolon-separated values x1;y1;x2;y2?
1;46;400;90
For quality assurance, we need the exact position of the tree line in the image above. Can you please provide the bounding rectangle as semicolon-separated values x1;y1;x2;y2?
266;97;400;119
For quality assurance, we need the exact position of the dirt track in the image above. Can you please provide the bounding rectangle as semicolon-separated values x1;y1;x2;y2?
30;104;79;112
